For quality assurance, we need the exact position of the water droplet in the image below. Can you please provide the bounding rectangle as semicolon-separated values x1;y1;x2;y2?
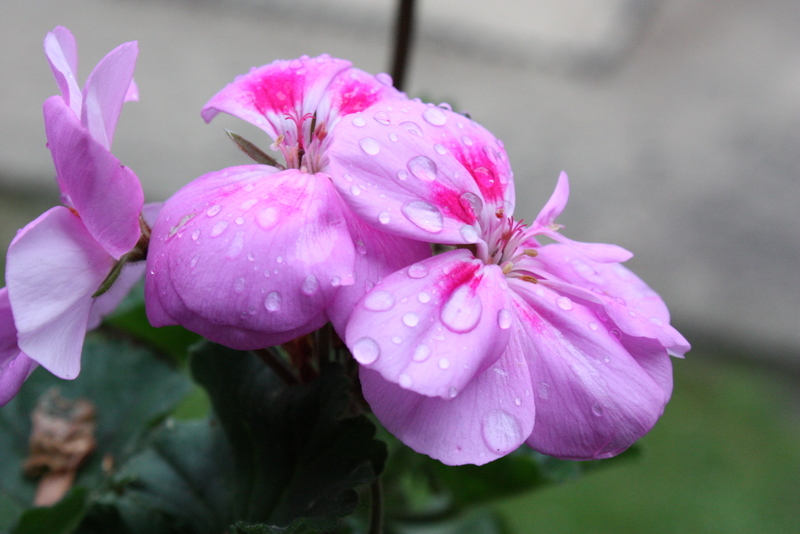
399;374;413;388
614;296;627;306
418;291;431;303
481;409;522;454
234;277;246;293
276;256;283;264
352;116;366;127
301;275;318;295
441;285;482;333
359;137;380;155
408;263;429;279
191;229;201;241
538;382;550;400
461;135;474;146
206;205;222;217
422;106;447;126
363;290;396;311
649;316;663;327
257;208;279;229
438;358;450;369
350;185;361;196
588;321;599;331
514;396;522;406
408;156;437;182
388;132;398;142
497;309;512;330
449;386;458;398
353;337;380;365
413;344;431;362
401;200;444;233
189;254;199;268
396;169;408;181
460;225;479;243
239;198;258;211
376;73;393;86
373;111;391;125
610;328;622;340
402;312;420;327
378;211;391;224
459;192;484;218
247;253;255;262
556;296;573;310
592;403;604;417
400;121;423;136
210;220;229;237
264;291;281;311
434;143;447;155
392;336;403;344
331;276;341;286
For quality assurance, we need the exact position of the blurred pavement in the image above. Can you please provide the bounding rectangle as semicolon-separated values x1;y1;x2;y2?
1;0;798;361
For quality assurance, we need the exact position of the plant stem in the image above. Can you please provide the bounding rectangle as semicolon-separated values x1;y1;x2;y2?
390;0;416;91
254;348;299;385
368;477;384;534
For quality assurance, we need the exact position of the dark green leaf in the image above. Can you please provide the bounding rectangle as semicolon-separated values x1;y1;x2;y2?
229;516;340;534
12;487;88;534
388;508;509;534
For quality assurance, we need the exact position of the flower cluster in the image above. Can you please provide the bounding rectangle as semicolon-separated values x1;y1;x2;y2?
1;27;149;404
1;30;688;467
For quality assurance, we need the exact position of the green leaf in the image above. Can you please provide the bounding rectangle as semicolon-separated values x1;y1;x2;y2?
12;487;88;534
389;508;509;534
229;516;340;534
0;332;191;533
81;342;386;533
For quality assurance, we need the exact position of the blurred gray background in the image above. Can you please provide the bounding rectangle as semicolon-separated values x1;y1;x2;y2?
1;0;799;363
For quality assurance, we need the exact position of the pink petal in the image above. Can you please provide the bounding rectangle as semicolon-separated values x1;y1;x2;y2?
0;288;38;406
327;101;514;244
145;166;356;349
346;249;512;399
326;209;431;336
508;284;672;460
44;95;143;259
533;171;569;228
81;41;138;149
534;244;690;356
6;207;115;379
360;334;535;466
44;26;81;115
201;55;402;139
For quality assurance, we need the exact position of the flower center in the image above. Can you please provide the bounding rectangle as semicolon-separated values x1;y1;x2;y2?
272;111;329;173
477;211;540;283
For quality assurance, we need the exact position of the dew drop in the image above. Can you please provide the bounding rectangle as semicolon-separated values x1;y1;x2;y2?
373;111;391;125
556;296;573;310
398;374;414;388
441;285;482;333
438;358;450;370
407;263;429;279
400;121;423;136
210;220;229;237
422;106;447;126
538;382;550;400
388;132;398;142
434;143;447;155
497;309;513;330
588;321;599;331
417;291;431;303
459;192;484;218
592;403;604;417
239;198;258;211
352;116;366;127
191;229;201;241
331;276;341;287
350;185;361;196
264;291;282;311
649;316;664;327
461;135;474;147
206;204;222;217
363;290;396;311
353;337;380;365
376;73;393;86
359;137;380;155
189;254;199;268
396;169;408;181
413;344;431;362
514;396;522;406
392;336;402;344
234;277;246;293
301;274;319;295
401;200;443;233
402;312;420;327
460;225;479;243
610;328;622;340
481;410;522;454
408;155;437;182
257;208;279;229
378;211;391;224
449;386;458;398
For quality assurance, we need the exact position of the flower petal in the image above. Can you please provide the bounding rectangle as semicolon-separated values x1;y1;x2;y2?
201;55;402;139
81;41;138;149
6;207;114;379
146;166;356;349
44;26;81;115
328;101;513;244
0;288;38;406
44;95;143;258
360;335;534;466
508;284;672;459
346;249;511;398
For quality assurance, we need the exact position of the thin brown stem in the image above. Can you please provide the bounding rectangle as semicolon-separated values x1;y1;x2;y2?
254;348;299;385
390;0;416;91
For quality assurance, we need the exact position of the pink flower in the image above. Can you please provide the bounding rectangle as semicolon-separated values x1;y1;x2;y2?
327;101;690;465
0;289;38;406
2;27;145;386
145;56;430;349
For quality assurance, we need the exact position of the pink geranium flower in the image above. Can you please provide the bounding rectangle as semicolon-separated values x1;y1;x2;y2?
327;101;690;465
145;56;430;349
2;27;145;392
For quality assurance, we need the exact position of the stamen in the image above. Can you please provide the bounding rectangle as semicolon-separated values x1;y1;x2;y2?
502;262;514;275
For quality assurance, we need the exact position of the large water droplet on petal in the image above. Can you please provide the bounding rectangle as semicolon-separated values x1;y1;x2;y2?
459;192;484;219
353;337;380;365
210;220;229;237
373;111;391;125
400;121;423;136
441;285;482;333
422;106;448;126
408;262;429;279
418;291;431;303
301;275;319;295
206;205;222;217
234;277;246;293
401;200;443;233
497;309;512;330
556;296;573;310
460;225;479;243
481;409;522;455
378;211;391;224
413;344;431;362
402;312;420;327
352;116;366;127
363;290;396;311
408;156;437;182
264;291;282;311
398;373;414;388
257;208;279;230
359;137;380;155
